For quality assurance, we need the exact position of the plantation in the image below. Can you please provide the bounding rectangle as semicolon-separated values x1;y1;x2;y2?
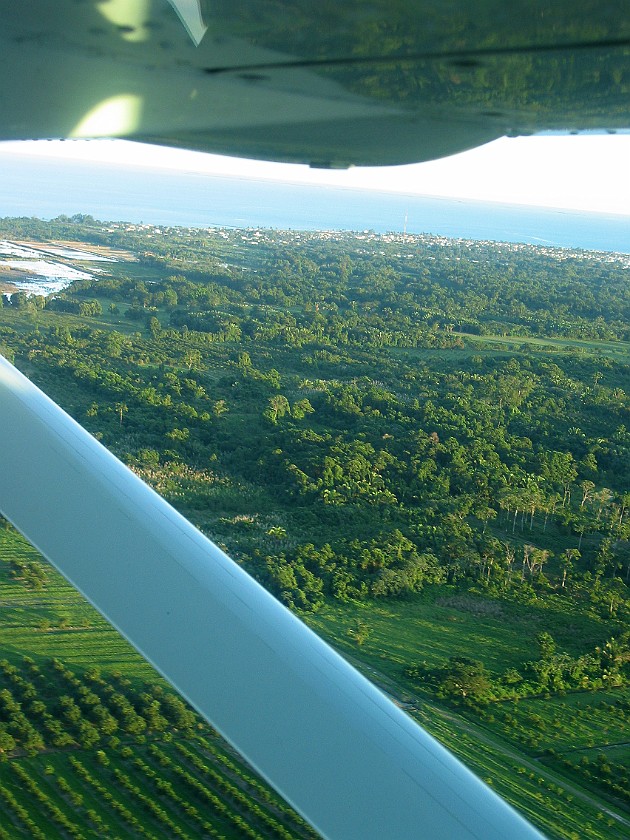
0;531;316;838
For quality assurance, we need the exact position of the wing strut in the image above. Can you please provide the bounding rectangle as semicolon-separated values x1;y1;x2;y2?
0;356;543;840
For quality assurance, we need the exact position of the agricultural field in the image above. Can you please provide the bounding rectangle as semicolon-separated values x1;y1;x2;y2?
0;529;316;839
2;526;629;839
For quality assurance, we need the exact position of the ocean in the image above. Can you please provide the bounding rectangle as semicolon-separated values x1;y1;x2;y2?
0;153;628;254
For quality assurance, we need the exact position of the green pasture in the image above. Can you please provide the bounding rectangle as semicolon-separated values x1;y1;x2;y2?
415;721;629;840
0;529;158;680
304;591;610;684
304;594;630;838
456;332;630;362
578;744;630;765
493;690;630;753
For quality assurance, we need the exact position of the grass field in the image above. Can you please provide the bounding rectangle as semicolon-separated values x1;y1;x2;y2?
454;332;630;363
304;592;610;683
304;596;630;840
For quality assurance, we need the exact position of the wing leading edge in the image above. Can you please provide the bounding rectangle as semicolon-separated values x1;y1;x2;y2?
0;357;544;838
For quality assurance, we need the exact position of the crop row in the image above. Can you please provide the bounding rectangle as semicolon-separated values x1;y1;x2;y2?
0;651;312;837
0;780;47;839
150;743;265;839
11;762;85;839
174;741;301;840
131;751;227;838
0;656;198;755
69;754;160;837
0;735;314;839
192;736;318;834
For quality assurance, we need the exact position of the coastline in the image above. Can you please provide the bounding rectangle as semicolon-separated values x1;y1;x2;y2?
0;155;628;255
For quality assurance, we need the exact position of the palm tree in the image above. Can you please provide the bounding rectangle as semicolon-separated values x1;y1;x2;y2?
114;402;128;426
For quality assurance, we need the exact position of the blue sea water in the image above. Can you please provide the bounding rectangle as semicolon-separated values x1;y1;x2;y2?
0;153;628;254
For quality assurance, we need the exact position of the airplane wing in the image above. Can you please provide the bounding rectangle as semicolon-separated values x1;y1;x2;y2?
0;0;628;167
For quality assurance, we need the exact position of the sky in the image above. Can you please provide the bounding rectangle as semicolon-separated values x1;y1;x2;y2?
1;133;629;216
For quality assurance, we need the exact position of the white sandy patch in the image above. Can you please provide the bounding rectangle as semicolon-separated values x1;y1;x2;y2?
0;241;43;259
2;259;93;280
0;259;95;295
32;246;116;261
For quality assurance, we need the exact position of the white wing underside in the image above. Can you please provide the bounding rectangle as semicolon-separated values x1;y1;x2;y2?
0;357;543;838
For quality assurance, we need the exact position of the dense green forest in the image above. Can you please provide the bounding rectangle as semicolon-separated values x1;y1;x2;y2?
0;215;628;839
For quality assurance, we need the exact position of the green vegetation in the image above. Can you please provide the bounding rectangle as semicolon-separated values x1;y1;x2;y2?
0;215;629;838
